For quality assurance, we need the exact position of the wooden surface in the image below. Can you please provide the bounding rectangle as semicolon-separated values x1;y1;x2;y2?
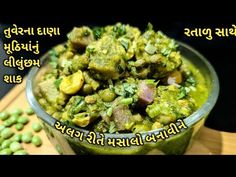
1;79;236;155
0;78;58;155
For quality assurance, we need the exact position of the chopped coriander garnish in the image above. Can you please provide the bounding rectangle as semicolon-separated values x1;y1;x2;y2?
186;77;196;86
109;121;117;134
93;27;104;40
146;22;153;31
120;38;129;51
113;24;126;37
185;87;191;93
145;42;156;55
114;83;136;98
161;48;171;57
49;50;58;69
168;39;178;49
54;78;62;89
177;86;187;100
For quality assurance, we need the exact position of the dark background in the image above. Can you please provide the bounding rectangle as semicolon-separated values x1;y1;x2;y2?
1;12;236;132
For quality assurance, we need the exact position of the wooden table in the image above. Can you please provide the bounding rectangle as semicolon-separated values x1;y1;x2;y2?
1;79;236;155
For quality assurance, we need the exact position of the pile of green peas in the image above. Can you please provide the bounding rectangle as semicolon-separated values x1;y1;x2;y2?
0;107;43;155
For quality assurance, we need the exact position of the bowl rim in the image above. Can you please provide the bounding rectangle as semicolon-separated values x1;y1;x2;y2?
26;41;220;138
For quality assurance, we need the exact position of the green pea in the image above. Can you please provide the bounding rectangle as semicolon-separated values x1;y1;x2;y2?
0;137;4;145
99;89;116;102
11;108;23;116
25;107;34;115
22;132;33;143
10;142;23;152
11;134;22;142
1;128;14;139
31;135;42;147
13;150;28;155
15;123;24;131
31;123;42;132
2;119;14;127
8;115;19;124
0;148;12;155
0;111;10;121
120;98;133;105
1;139;12;149
17;116;29;125
0;125;5;132
81;84;93;94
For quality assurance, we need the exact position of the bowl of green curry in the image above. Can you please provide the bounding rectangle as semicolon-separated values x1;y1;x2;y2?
26;23;219;154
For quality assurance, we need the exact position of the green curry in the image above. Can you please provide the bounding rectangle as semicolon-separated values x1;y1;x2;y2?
36;23;208;134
